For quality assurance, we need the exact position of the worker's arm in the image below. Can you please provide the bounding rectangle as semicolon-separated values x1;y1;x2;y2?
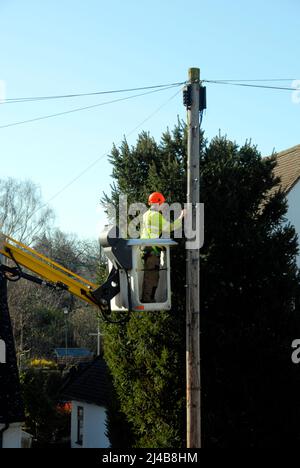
160;211;183;236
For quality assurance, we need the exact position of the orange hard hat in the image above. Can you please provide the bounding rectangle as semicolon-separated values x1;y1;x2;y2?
148;192;166;205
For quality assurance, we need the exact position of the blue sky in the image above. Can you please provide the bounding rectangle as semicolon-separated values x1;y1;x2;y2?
0;0;299;239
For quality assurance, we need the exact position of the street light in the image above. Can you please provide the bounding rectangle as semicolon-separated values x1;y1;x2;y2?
89;318;104;356
18;348;30;370
64;308;68;361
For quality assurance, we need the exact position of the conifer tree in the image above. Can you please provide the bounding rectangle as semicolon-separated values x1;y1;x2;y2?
101;122;193;447
201;136;300;447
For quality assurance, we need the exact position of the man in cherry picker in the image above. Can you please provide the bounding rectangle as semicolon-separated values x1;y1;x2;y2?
140;192;185;302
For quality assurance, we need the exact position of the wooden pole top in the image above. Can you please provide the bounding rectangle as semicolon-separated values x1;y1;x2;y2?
188;68;200;82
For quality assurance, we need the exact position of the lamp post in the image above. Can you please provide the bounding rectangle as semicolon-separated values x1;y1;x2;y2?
18;348;30;371
89;318;103;356
64;308;68;361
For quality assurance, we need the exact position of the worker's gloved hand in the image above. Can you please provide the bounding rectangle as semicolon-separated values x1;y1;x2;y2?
179;208;187;219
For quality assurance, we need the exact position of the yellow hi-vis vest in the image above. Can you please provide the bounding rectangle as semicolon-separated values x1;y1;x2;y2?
140;209;182;240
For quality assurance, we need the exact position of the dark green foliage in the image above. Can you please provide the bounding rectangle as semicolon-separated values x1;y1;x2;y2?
102;121;194;448
102;123;189;215
200;136;300;447
103;312;186;447
27;307;68;357
20;365;70;447
105;369;135;448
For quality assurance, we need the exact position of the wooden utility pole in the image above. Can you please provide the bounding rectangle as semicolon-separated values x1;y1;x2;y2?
186;67;201;448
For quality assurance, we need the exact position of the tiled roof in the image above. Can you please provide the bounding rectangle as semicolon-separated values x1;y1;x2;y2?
0;277;25;424
61;357;109;407
272;144;300;194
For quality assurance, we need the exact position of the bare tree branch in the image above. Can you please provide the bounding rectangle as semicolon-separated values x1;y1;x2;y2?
0;178;54;243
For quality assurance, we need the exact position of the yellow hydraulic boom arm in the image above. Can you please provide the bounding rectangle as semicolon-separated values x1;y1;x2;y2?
0;234;100;307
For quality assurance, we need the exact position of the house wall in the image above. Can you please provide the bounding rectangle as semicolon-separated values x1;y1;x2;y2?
0;423;22;448
287;181;300;266
71;400;109;449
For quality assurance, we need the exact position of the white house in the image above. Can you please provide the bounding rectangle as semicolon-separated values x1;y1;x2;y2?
271;144;300;265
62;357;110;449
0;424;23;448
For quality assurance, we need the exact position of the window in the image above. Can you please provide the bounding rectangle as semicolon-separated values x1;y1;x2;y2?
76;406;84;446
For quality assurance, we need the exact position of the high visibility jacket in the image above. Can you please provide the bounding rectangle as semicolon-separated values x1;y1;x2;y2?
140;209;182;240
